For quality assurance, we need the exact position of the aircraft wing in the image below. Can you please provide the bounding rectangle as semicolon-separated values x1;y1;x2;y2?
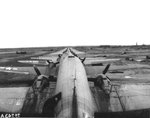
92;83;150;117
30;48;69;62
0;71;35;114
83;58;120;66
0;71;35;86
19;48;118;67
87;62;150;117
71;48;120;66
0;65;58;77
18;60;50;66
0;87;30;114
30;56;58;63
85;63;150;77
0;69;57;116
18;50;65;66
109;84;150;111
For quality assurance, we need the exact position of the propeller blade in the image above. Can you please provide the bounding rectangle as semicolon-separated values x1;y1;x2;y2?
46;60;51;64
82;57;86;63
33;65;41;76
106;75;111;81
103;64;110;74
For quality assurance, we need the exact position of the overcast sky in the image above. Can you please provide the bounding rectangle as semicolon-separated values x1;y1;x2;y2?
0;0;150;48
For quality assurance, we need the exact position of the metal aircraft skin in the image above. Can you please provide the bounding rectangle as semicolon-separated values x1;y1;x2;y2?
54;48;97;118
1;48;150;118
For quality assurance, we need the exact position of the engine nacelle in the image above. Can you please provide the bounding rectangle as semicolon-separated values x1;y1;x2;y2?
33;75;49;92
96;74;111;95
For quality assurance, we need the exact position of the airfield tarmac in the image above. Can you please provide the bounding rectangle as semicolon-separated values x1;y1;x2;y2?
0;45;150;117
1;45;150;78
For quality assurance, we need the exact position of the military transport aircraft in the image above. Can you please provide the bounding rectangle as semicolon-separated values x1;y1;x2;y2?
0;48;150;118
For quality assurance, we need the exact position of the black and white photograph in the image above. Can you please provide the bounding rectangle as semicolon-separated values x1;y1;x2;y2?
0;0;150;118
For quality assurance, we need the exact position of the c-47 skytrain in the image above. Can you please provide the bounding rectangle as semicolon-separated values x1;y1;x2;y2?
0;48;150;118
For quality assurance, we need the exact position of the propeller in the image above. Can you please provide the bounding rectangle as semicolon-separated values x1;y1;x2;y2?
33;65;41;76
102;64;110;74
81;57;86;63
33;65;56;81
46;60;51;65
33;65;50;81
94;64;112;94
33;65;51;92
101;64;111;82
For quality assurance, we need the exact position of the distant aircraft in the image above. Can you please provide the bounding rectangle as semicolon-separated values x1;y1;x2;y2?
0;48;150;118
16;51;27;54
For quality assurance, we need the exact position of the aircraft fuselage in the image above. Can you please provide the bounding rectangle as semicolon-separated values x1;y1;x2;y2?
55;49;97;118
